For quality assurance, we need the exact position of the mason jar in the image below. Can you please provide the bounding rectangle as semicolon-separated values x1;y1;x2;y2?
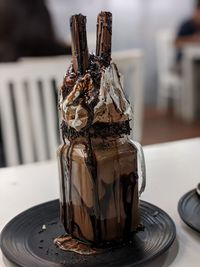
57;136;146;246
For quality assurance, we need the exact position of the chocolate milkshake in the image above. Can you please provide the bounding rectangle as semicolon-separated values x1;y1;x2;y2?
56;12;145;252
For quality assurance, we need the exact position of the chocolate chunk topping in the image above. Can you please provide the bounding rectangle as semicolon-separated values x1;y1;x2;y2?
61;120;131;141
70;14;89;75
96;12;112;66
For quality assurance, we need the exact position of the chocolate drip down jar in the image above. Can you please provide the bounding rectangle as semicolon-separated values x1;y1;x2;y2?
57;60;146;247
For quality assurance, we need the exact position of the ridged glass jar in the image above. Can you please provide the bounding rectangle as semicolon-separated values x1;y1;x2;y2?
57;136;146;246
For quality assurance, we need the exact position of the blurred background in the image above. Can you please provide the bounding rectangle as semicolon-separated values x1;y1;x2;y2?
1;0;200;167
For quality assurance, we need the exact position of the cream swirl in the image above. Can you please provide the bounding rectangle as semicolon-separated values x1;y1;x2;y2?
60;62;132;132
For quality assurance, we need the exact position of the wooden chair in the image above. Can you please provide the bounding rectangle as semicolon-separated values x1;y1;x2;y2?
0;50;144;166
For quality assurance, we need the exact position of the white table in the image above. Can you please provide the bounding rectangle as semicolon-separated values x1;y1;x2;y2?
0;138;200;266
182;45;200;122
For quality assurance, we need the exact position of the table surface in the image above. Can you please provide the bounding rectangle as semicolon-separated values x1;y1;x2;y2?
0;138;200;267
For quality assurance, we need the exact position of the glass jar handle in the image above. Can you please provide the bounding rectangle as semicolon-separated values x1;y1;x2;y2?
131;140;146;197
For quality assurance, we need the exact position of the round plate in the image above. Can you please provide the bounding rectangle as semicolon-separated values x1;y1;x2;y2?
1;200;176;267
178;189;200;233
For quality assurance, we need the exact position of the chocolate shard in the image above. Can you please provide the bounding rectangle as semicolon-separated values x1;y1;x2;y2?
70;14;89;75
96;11;112;66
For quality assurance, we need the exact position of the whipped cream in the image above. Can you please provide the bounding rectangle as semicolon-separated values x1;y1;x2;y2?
60;62;132;132
93;63;132;124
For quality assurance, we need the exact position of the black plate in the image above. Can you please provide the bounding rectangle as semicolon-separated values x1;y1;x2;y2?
1;200;176;267
178;189;200;233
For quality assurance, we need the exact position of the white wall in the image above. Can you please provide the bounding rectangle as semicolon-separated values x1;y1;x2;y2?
47;0;143;50
47;0;194;105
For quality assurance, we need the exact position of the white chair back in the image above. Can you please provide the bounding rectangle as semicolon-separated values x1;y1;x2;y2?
0;50;144;166
0;56;71;166
156;30;183;114
113;50;144;142
156;29;176;75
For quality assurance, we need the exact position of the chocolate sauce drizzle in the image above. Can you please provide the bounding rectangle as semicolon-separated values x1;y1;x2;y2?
85;135;102;244
57;145;67;227
121;173;138;238
65;141;75;233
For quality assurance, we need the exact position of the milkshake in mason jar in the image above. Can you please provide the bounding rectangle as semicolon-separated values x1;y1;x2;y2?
56;12;146;251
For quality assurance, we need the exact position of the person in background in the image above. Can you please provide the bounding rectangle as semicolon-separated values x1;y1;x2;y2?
175;0;200;63
0;0;71;62
175;0;200;118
